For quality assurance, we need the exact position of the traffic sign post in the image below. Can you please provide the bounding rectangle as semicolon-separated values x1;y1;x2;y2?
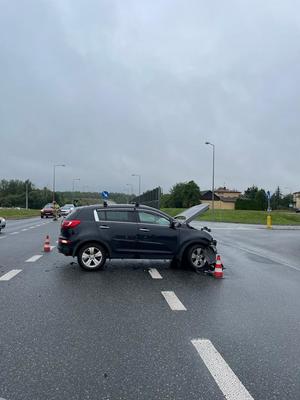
101;191;109;200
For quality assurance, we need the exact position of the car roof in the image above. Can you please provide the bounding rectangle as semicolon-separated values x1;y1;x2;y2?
76;204;171;218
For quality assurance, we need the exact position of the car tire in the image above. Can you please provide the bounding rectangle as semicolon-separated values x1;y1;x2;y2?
77;243;106;271
185;244;208;272
41;215;44;218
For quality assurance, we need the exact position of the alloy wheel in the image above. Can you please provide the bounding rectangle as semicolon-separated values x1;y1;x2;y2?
81;246;103;268
191;247;206;268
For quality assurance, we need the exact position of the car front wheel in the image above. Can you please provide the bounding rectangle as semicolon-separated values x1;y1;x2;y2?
186;244;208;272
78;243;106;271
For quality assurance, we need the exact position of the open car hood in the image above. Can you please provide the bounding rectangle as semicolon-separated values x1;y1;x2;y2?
174;203;209;224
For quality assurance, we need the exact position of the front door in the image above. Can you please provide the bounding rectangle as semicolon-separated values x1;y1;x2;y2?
136;210;178;257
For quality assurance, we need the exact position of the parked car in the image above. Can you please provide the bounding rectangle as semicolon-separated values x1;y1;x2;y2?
60;204;75;217
41;203;61;218
58;203;217;272
0;216;6;232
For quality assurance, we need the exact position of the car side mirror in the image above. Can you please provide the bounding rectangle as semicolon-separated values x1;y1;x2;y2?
170;220;180;228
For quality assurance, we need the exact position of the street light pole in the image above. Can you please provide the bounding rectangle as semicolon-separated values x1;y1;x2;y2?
53;164;66;202
205;142;215;219
131;174;141;199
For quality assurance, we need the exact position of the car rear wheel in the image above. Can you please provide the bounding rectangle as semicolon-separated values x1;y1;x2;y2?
78;243;106;271
186;244;208;272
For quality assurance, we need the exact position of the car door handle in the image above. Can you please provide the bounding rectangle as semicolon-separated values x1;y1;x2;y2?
99;225;110;229
139;228;150;232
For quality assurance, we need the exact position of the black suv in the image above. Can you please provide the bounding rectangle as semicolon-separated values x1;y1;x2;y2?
58;203;217;272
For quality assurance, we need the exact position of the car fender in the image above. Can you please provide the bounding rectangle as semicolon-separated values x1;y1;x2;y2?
176;239;211;262
73;239;112;258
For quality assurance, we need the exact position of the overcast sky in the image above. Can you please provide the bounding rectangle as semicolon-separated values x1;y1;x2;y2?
1;0;300;195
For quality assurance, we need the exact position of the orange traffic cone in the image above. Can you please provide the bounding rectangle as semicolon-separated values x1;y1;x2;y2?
43;235;51;252
214;255;223;279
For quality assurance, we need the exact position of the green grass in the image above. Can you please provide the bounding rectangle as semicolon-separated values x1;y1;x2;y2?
0;208;40;219
161;208;300;225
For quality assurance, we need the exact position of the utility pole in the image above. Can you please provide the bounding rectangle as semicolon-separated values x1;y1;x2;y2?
25;181;28;209
132;174;141;200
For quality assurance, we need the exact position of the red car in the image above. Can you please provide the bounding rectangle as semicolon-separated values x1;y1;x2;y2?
41;203;61;218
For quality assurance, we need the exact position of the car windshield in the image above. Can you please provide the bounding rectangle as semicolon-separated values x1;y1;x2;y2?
45;204;53;208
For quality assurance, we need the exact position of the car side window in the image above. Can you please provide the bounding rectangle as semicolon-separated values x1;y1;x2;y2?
138;211;170;226
96;210;106;221
106;210;135;222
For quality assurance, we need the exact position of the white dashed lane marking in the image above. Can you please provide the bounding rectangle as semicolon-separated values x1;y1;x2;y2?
21;228;28;231
148;268;163;279
9;232;19;235
0;269;22;281
26;255;43;262
192;339;254;400
161;291;187;311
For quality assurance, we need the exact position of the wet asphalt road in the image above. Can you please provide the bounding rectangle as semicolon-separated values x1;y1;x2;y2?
0;218;300;400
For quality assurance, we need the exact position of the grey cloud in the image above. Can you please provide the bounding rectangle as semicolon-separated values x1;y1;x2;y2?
1;0;300;195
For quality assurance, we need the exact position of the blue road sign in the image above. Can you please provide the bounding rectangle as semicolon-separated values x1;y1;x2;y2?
101;191;109;199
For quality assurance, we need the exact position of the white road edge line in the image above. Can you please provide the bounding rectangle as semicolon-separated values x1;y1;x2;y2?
220;240;300;272
161;291;186;311
0;269;22;281
26;255;43;262
149;268;163;279
192;339;254;400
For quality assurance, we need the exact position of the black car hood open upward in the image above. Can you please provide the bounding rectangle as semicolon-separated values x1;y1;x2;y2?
174;204;209;224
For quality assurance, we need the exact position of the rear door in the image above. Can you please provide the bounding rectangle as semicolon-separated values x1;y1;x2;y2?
95;208;138;256
136;210;178;257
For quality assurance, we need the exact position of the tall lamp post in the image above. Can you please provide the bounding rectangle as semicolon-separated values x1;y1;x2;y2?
205;142;215;219
131;174;141;199
53;164;65;202
72;178;80;203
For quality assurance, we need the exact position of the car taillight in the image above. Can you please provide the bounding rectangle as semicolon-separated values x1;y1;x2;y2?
62;220;81;229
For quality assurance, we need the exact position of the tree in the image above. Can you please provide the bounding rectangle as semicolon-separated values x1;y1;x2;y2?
255;189;267;210
168;181;201;208
271;186;282;210
280;194;293;209
244;185;258;200
160;194;171;208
